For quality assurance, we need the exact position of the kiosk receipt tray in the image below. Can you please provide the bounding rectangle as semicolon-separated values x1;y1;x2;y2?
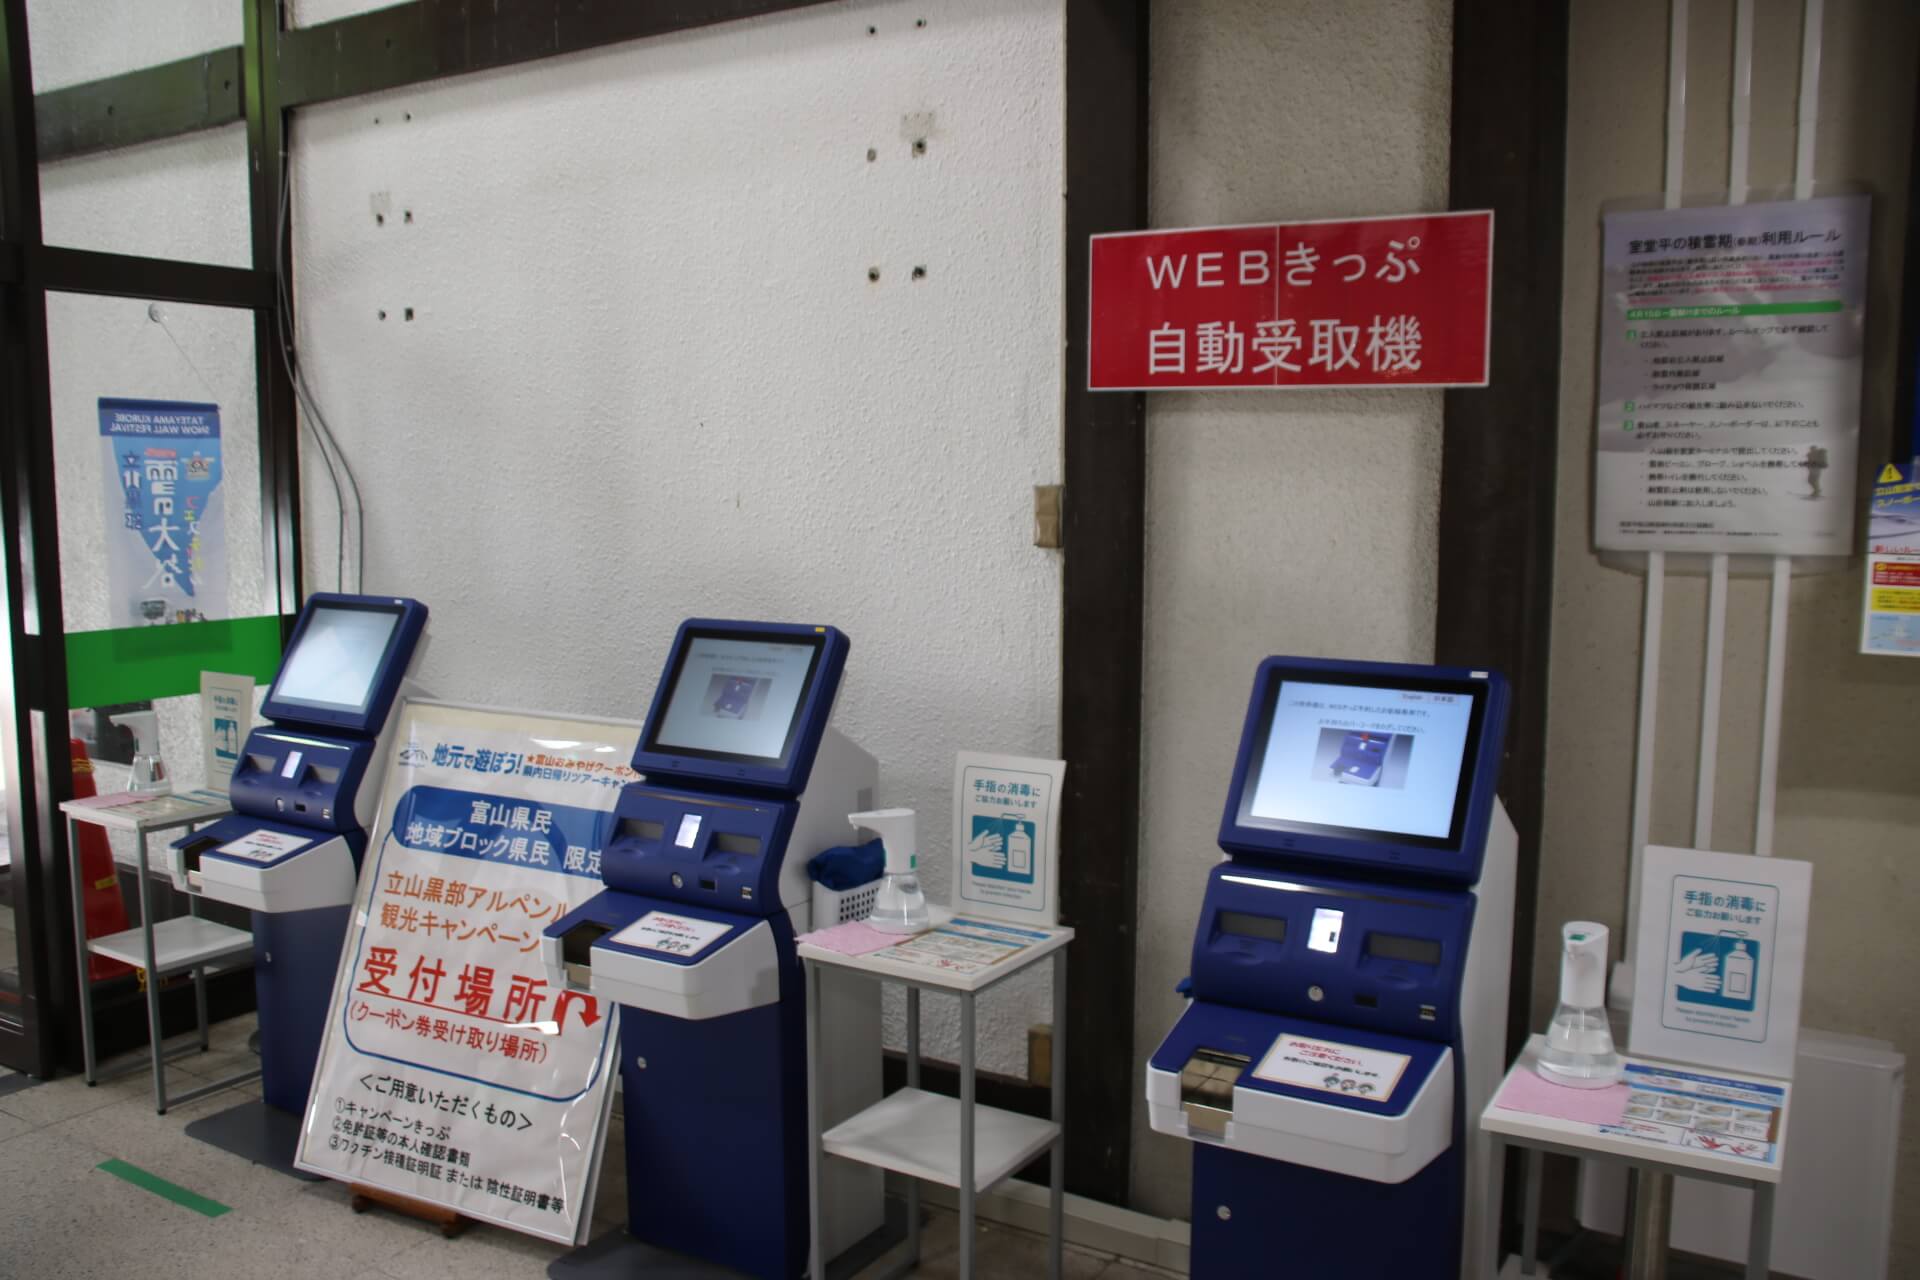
1148;1000;1453;1184
169;814;353;913
543;888;778;1021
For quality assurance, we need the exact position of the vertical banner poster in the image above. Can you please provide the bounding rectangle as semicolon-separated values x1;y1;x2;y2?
1088;211;1494;391
1861;460;1920;656
97;398;225;626
953;753;1066;926
1594;195;1869;555
1630;845;1811;1080
298;701;640;1244
199;671;255;793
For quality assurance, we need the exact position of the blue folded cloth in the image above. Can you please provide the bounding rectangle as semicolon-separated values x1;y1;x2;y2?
808;838;884;890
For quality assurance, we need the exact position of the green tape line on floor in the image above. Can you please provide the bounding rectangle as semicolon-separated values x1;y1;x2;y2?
95;1158;232;1217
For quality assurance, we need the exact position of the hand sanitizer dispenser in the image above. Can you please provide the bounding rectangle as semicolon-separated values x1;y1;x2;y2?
852;807;927;934
110;710;169;794
1538;921;1621;1088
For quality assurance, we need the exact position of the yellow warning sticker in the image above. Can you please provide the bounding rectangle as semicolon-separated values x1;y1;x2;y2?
1881;463;1905;483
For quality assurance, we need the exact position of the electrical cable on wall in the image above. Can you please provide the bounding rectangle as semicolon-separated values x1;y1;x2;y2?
275;163;367;593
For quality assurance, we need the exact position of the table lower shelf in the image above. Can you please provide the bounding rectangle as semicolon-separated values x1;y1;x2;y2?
821;1087;1059;1195
87;917;254;973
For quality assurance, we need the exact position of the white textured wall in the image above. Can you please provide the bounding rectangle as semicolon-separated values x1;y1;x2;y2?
1133;0;1453;1219
285;0;1065;1075
1548;1;1920;1269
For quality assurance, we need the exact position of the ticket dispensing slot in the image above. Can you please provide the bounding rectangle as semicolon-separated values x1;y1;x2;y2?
542;891;776;1020
167;832;221;892
602;786;790;909
559;921;612;990
1181;1048;1251;1139
225;734;372;835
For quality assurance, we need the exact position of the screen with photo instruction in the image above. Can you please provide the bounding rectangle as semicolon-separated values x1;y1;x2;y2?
272;606;401;714
650;635;819;762
1246;679;1475;840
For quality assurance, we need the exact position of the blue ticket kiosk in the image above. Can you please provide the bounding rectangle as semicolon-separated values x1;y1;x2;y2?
1147;656;1515;1280
166;593;429;1164
543;620;883;1279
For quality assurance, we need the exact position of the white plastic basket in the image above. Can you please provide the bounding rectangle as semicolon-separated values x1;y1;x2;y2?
811;876;881;928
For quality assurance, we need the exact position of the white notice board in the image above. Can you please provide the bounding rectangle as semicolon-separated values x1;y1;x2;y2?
1630;844;1811;1080
952;752;1065;927
297;700;640;1243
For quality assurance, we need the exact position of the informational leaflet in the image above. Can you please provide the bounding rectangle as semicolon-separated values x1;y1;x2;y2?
1630;844;1811;1079
883;917;1051;978
1862;460;1920;657
1606;1062;1786;1165
297;701;640;1244
1252;1033;1410;1100
98;398;226;626
1594;195;1869;555
215;828;309;861
610;911;731;958
954;753;1066;926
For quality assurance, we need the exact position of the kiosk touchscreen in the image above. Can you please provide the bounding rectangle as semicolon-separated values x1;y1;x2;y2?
1148;657;1514;1280
168;593;428;1164
542;620;883;1279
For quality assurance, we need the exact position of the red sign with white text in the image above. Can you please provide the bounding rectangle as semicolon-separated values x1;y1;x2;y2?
1088;211;1494;390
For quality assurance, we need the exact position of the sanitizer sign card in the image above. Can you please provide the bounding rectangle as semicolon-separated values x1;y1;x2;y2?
954;752;1066;926
1631;845;1810;1079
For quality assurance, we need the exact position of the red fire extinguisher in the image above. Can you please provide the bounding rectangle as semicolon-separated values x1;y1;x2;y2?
69;739;134;982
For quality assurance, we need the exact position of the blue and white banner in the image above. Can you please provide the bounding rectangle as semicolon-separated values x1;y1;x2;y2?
98;398;225;627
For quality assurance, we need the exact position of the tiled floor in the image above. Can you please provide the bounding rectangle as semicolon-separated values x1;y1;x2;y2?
0;1014;1177;1280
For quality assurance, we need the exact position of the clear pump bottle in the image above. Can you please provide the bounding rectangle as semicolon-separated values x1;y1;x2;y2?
109;710;170;795
1537;921;1621;1088
851;808;928;934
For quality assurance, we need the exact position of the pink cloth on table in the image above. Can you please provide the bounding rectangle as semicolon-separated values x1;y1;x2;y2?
1492;1065;1630;1126
66;792;146;810
797;920;904;957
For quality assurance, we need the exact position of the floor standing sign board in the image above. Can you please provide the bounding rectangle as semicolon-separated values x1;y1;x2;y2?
297;700;639;1243
1594;195;1869;556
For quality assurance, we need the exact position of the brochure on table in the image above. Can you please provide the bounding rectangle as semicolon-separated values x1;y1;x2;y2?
953;752;1065;928
296;699;640;1244
1629;844;1811;1080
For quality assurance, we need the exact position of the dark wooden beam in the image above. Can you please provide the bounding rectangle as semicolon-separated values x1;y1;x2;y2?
278;0;840;109
1058;0;1149;1207
247;0;303;614
25;244;270;309
1439;0;1569;1256
1892;51;1920;462
1439;0;1567;1072
0;0;76;1077
35;47;242;163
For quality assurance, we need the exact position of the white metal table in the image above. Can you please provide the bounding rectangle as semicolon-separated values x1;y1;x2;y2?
800;916;1073;1280
1481;1035;1790;1280
61;789;259;1113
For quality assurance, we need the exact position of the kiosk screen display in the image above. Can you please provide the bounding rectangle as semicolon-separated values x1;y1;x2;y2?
1237;675;1484;849
648;633;823;766
272;605;402;714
